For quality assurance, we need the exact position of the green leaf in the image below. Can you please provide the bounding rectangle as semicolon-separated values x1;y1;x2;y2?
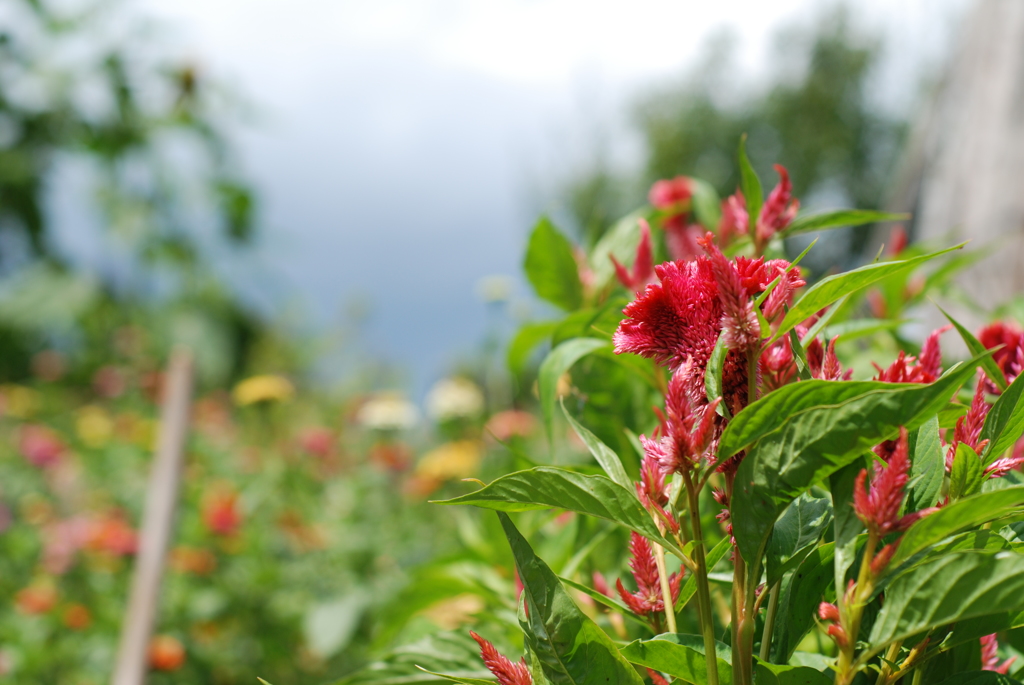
619;633;733;685
539;338;611;445
907;416;945;511
719;361;978;461
498;513;645;685
691;178;722;231
830;463;863;592
979;367;1024;462
766;493;832;585
705;331;730;415
869;550;1024;648
434;467;672;552
303;593;367;658
939;306;1008;392
729;361;977;566
335;632;495;685
560;402;632;491
415;668;495;685
558;576;647;627
589;210;647;290
799;295;849;348
822;318;906;343
771;543;836;663
508;321;557;375
777;210;908;240
738;135;763;229
891;486;1024;566
772;244;965;343
949;444;986;501
753;659;832;685
676;538;732;612
524;217;584;311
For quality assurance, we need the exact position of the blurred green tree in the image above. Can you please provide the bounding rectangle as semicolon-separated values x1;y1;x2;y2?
567;8;907;255
0;0;262;382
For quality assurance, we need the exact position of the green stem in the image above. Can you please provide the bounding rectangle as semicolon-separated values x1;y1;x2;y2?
758;582;781;662
835;532;879;685
682;469;719;685
652;522;678;634
874;640;903;685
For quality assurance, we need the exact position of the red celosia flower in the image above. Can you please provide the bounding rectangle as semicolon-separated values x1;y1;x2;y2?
919;326;950;379
869;541;899;577
662;217;704;262
661;364;721;471
810;337;852;381
818;602;840;623
981;633;1016;674
873;350;936;385
818;602;849;648
649;177;693;209
979;321;1024;388
700;234;760;352
615;243;800;414
611;219;656;293
614;258;722;372
717;192;748;246
854;428;927;537
760;336;796;392
636;452;669;508
202;489;243;536
987;440;1024;479
470;631;532;685
754;165;799;250
946;382;990;471
616;532;682;618
886;226;909;257
647;669;671;685
592;571;613;598
18;424;65;468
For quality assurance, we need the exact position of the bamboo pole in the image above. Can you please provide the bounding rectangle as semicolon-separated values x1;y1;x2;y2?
111;349;194;685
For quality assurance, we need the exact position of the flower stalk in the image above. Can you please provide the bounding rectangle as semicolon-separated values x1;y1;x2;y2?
681;468;719;685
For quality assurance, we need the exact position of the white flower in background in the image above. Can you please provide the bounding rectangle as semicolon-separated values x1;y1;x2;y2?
356;393;419;431
425;377;484;422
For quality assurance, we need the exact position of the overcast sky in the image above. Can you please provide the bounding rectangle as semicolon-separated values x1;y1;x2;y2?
132;0;968;393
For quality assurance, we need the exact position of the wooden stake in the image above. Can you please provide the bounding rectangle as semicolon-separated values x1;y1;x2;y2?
112;349;194;685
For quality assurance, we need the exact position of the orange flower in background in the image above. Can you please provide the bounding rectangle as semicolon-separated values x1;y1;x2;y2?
16;580;58;615
85;512;138;556
149;635;186;672
63;603;91;630
202;488;242;536
170;546;218;575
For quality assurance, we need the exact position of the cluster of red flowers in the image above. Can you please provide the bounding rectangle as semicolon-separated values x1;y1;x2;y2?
470;169;1024;678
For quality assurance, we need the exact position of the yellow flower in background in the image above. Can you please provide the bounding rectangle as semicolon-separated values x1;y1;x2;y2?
76;405;114;448
232;374;295;406
415;440;483;481
1;384;40;419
